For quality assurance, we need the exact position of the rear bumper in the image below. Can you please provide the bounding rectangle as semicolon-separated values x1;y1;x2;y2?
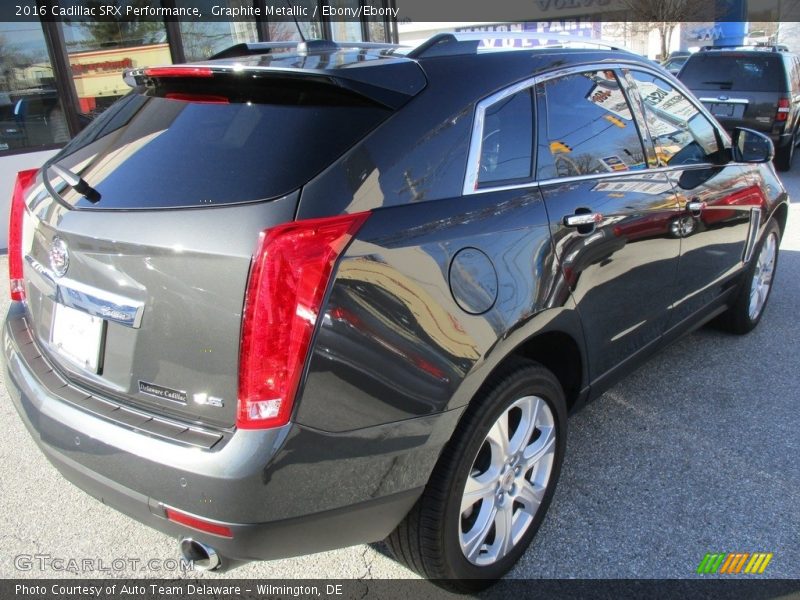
3;303;459;562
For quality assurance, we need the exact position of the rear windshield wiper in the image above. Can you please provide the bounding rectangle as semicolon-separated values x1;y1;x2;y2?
49;163;101;204
702;80;733;88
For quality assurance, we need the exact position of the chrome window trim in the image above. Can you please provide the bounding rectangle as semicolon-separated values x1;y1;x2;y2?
465;163;745;195
463;76;538;196
698;97;750;105
463;60;738;196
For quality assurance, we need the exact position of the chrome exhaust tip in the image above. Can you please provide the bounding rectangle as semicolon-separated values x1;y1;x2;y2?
179;538;220;572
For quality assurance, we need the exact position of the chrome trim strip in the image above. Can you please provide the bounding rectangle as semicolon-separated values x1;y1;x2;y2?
25;256;145;328
465;163;739;195
463;75;538;196
462;60;738;196
430;32;630;51
742;208;762;263
699;97;750;105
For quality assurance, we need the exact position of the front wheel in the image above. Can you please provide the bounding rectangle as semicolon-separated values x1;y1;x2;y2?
715;219;781;334
386;361;567;591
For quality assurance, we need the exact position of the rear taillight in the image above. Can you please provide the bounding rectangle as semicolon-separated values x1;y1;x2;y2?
777;98;790;122
8;169;38;302
237;212;370;429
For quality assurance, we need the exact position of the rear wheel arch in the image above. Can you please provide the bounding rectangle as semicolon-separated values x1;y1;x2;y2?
770;201;789;238
456;326;587;421
510;330;585;412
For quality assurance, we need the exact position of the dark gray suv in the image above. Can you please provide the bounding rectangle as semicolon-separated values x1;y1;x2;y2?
679;45;800;170
3;34;789;589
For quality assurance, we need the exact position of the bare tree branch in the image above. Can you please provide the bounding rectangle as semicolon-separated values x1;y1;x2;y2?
617;0;715;59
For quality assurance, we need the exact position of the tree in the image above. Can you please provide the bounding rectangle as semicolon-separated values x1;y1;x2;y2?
67;0;164;51
618;0;714;59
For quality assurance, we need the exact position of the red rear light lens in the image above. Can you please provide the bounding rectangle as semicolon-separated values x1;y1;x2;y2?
8;169;38;302
777;98;790;121
237;212;371;429
165;508;233;538
144;66;214;78
165;92;229;104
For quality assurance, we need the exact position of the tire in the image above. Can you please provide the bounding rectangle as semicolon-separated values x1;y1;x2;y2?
714;219;781;334
774;130;796;172
386;360;567;591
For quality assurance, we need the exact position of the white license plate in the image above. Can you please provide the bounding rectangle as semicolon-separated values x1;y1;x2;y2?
51;303;104;372
711;103;734;117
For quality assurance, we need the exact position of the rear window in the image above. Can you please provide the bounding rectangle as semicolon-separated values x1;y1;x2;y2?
47;77;390;210
679;54;787;92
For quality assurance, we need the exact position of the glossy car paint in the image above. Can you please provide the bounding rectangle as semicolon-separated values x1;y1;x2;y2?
2;46;789;566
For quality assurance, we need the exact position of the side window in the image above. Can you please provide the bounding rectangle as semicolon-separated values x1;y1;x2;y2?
629;71;725;166
477;88;533;186
535;70;647;180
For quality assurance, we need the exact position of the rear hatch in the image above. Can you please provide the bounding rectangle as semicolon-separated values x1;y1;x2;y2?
18;53;417;429
679;52;788;133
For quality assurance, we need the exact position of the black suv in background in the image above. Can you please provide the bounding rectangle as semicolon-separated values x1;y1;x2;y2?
679;45;800;170
3;34;789;589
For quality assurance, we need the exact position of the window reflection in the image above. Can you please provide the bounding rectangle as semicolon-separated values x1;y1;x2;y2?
60;2;170;118
630;71;722;166
536;70;647;180
364;0;388;42
478;89;533;185
178;0;258;61
0;22;69;152
330;0;364;42
268;0;323;41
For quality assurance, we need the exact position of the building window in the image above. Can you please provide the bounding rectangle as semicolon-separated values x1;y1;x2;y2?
268;0;324;41
178;0;258;61
0;22;69;153
60;9;171;118
329;0;364;42
364;0;388;42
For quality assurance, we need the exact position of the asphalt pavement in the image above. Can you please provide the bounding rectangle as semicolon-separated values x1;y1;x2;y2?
1;170;798;582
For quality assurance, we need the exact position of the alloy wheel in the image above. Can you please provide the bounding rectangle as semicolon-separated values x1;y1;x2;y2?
748;231;778;321
459;395;556;566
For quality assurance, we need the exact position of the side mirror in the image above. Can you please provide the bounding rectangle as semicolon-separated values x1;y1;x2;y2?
732;127;774;163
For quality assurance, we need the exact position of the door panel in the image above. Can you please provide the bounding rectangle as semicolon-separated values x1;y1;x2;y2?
625;69;767;327
540;176;681;378
535;69;682;381
665;165;766;325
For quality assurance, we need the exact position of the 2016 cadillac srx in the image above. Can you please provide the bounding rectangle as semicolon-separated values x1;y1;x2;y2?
2;34;788;589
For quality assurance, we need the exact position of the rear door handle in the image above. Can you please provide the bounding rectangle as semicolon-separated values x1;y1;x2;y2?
563;212;603;227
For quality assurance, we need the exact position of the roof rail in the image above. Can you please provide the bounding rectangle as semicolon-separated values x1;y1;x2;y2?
699;44;789;53
209;40;404;60
407;32;627;59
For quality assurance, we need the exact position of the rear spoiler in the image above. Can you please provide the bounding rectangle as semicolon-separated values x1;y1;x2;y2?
123;55;426;110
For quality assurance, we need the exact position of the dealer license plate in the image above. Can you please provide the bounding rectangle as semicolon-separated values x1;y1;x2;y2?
51;303;104;372
710;103;734;117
